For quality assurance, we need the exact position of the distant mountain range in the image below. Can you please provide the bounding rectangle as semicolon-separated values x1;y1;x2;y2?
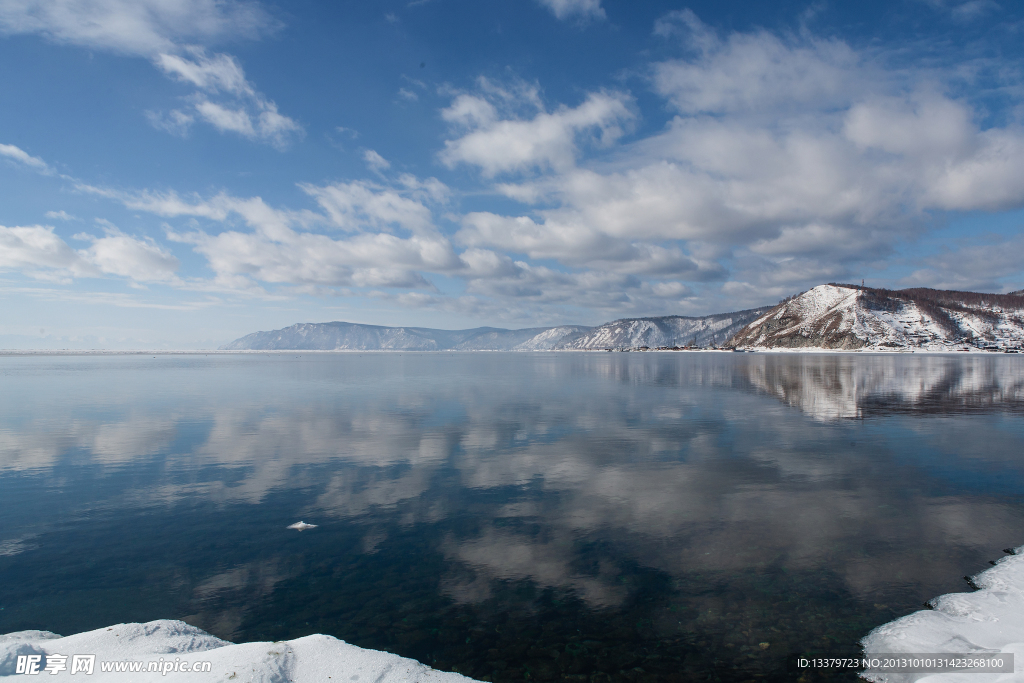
222;284;1024;352
220;308;772;351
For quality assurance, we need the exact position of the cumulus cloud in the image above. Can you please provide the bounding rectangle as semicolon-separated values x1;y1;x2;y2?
302;180;437;234
172;228;443;290
0;224;86;276
440;80;633;176
457;210;725;280
536;0;605;22
652;10;864;116
650;16;1024;217
76;223;180;282
0;222;179;283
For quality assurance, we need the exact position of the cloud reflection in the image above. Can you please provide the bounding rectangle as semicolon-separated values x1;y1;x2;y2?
2;353;1023;620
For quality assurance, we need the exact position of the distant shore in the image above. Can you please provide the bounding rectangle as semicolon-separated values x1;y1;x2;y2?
1;347;1021;356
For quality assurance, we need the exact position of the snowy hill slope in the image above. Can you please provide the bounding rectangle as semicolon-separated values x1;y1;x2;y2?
554;308;772;350
727;284;1024;351
0;620;477;682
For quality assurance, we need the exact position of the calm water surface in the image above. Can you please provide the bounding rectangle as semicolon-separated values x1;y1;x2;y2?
2;352;1024;682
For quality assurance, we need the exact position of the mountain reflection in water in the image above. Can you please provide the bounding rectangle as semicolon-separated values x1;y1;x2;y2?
1;352;1023;682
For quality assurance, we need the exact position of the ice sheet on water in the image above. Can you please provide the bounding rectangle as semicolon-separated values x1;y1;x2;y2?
861;545;1024;683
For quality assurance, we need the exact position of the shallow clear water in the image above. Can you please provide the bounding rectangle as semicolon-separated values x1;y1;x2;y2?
2;352;1024;682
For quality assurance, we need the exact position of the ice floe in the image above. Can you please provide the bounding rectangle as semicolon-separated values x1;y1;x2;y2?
0;620;477;681
861;545;1024;682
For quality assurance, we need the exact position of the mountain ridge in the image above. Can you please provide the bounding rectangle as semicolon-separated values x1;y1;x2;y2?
220;308;773;351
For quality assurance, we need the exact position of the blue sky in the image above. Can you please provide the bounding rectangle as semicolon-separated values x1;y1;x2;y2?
2;0;1024;348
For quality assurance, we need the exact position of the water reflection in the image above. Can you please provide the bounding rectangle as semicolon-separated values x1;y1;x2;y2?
738;353;1024;419
1;353;1023;682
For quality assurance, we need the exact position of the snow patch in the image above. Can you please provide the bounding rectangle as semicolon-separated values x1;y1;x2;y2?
0;620;479;682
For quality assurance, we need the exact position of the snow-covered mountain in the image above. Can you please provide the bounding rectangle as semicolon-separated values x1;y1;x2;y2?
727;284;1024;351
220;322;591;351
556;308;772;350
222;285;1024;352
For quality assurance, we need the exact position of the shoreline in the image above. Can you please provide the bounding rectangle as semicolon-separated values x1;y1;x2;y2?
860;545;1024;683
0;348;1020;356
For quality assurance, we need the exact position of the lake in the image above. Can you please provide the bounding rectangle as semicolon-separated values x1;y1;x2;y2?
2;352;1023;682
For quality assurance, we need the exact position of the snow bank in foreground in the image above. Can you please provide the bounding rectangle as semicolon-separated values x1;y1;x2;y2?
861;545;1024;683
0;620;479;682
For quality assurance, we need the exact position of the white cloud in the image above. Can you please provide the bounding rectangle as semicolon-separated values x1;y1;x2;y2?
536;0;605;22
155;48;251;94
844;94;975;160
153;48;302;148
44;210;76;221
362;149;391;172
301;180;439;234
440;85;633;176
0;0;276;56
457;211;726;280
0;223;179;283
145;108;195;136
87;179;461;292
652;11;864;116
77;223;180;282
0;2;298;148
916;127;1024;212
748;224;894;261
0;224;87;275
173;227;446;290
194;100;255;135
0;143;50;173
